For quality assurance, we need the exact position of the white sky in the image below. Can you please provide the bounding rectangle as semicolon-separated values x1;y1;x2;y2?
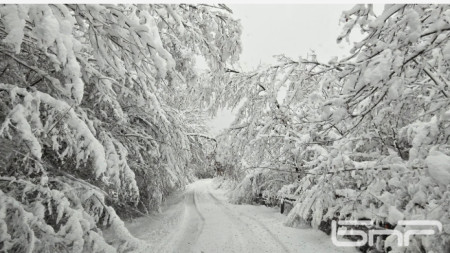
206;4;380;136
229;4;357;71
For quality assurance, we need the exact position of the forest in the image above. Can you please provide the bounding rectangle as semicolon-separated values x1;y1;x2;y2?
0;3;449;253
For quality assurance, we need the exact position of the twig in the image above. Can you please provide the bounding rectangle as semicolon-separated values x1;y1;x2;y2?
46;104;75;135
0;63;9;78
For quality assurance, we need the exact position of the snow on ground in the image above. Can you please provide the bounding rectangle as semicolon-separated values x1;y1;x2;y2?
124;179;358;253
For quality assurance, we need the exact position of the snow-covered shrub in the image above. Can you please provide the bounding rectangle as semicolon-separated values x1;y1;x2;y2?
229;168;291;205
229;169;263;204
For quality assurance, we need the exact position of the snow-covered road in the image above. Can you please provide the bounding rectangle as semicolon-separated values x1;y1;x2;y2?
125;179;357;253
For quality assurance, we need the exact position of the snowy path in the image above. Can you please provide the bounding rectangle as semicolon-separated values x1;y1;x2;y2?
125;179;357;253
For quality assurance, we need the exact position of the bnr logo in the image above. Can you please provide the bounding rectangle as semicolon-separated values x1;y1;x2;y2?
331;220;443;247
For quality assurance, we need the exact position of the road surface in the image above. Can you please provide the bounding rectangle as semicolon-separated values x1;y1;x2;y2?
125;179;357;253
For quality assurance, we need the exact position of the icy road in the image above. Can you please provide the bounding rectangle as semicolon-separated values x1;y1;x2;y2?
125;179;357;253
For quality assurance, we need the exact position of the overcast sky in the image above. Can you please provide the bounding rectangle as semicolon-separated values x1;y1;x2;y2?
206;4;376;136
229;4;357;71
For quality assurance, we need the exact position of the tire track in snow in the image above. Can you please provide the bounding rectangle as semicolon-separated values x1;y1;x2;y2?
195;186;250;252
205;185;291;253
171;188;206;252
193;187;206;222
192;186;206;237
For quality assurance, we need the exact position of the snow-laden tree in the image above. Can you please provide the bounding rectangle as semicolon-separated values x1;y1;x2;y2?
209;4;450;252
0;4;240;252
205;53;338;204
305;5;450;252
